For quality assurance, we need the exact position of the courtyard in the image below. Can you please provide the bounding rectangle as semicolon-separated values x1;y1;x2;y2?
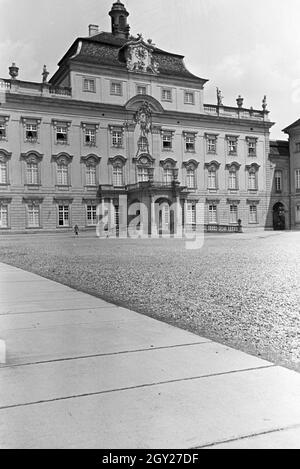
0;230;299;372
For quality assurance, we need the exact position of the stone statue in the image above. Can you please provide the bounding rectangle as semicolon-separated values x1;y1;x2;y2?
217;87;223;106
262;95;267;111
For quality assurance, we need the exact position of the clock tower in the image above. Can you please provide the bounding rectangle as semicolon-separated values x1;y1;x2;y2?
109;0;130;39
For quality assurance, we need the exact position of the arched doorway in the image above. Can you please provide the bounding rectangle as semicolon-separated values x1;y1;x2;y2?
156;198;174;235
273;202;286;231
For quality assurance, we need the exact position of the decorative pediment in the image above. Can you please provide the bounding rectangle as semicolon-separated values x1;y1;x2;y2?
52;152;73;164
246;163;260;172
206;198;220;204
22;196;44;204
160;157;177;168
135;153;155;166
183;159;199;169
227;199;241;205
81;154;101;166
120;35;159;75
21;150;43;163
108;155;127;166
205;160;221;169
125;95;164;113
0;149;12;162
226;161;241;170
247;199;260;205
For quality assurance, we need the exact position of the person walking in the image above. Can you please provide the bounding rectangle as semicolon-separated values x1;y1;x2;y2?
74;224;79;236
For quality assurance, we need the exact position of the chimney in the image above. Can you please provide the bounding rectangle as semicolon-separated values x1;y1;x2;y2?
89;24;99;36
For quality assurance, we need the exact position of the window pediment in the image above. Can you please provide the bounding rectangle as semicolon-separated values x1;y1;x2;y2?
81;154;101;166
160;157;177;169
21;150;43;162
246;163;260;172
205;160;220;170
52;153;73;164
108;155;127;166
183;159;199;169
226;161;241;170
0;149;12;162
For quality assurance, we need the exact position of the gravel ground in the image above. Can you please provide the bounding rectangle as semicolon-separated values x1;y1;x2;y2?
0;231;299;372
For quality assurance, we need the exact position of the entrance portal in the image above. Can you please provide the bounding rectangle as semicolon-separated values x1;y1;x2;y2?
273;202;286;230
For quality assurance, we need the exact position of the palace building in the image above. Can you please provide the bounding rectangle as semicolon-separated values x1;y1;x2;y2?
0;0;297;234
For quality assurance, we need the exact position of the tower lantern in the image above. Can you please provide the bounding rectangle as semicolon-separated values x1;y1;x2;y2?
109;1;130;39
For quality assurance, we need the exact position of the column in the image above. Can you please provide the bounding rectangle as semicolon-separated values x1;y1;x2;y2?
174;195;182;238
150;195;158;238
183;199;188;235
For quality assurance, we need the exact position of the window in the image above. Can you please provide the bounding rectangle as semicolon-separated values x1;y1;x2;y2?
27;203;40;228
56;125;68;144
86;205;97;226
228;168;238;190
0;204;8;228
296;143;300;153
207;136;217;154
229;205;238;224
25;124;38;142
26;162;39;185
85;128;96;146
83;78;96;93
208;205;217;224
0;122;7;140
184;91;194;105
137;85;147;95
0;161;8;184
57;163;69;186
86;165;96;186
208;167;217;189
187;203;196;225
111;82;122;96
248;169;257;190
137;167;149;182
113;165;123;187
162;132;172;150
112;130;123;148
247;139;257;157
163;168;173;184
58;205;69;226
275;170;282;192
162;89;172;102
186;168;196;189
249;205;257;224
185;134;195;152
138;136;148;152
296;205;300;223
227;137;238;155
295;170;300;190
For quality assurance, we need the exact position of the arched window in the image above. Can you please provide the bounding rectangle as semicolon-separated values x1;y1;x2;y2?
205;161;220;190
247;163;260;191
21;151;43;186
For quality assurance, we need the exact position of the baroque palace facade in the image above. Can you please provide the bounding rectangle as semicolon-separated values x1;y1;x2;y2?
0;0;297;234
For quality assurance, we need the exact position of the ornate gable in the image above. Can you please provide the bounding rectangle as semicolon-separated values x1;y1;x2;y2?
121;35;159;74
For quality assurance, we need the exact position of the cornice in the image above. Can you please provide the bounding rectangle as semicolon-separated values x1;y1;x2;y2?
4;93;275;130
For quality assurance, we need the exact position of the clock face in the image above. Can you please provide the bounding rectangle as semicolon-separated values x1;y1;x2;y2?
136;47;147;60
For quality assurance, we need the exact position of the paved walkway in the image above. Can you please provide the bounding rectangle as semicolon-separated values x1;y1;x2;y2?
0;262;300;449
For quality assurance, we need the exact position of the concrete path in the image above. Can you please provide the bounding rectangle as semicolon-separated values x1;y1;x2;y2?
0;262;300;449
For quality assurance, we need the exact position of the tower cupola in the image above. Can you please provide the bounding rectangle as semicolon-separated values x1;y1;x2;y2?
109;1;130;39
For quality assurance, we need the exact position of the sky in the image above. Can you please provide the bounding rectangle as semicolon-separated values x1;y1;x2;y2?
1;0;300;139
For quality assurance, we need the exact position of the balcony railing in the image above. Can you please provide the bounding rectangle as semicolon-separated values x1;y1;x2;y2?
0;80;11;90
126;181;175;191
49;86;72;97
203;104;266;121
205;224;242;233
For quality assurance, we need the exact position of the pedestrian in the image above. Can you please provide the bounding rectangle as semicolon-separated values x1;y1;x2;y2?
74;224;79;236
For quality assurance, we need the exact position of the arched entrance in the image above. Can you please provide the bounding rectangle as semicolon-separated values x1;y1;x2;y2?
273;202;286;230
156;197;174;235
